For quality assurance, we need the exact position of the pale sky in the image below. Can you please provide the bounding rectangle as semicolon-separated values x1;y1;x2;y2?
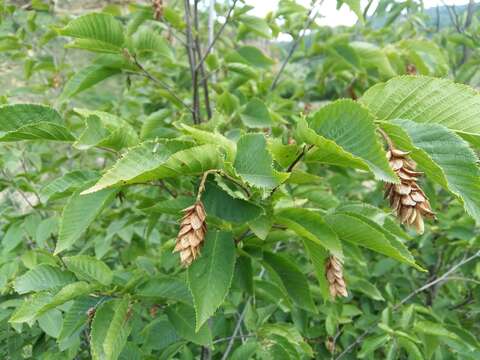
245;0;472;27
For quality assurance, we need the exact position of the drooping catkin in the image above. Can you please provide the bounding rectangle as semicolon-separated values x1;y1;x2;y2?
385;148;435;234
173;201;207;266
325;256;348;299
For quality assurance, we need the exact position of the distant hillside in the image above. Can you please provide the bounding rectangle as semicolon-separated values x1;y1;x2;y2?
424;4;470;28
370;4;471;29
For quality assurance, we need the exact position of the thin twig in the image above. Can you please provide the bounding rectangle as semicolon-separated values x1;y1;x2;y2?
19;151;42;205
362;0;374;20
213;334;255;344
197;66;224;86
131;55;195;115
195;0;239;72
270;144;314;196
334;250;480;360
441;0;462;32
1;169;39;211
460;0;475;65
158;180;178;198
331;327;344;360
193;0;212;119
184;0;200;123
221;242;282;360
270;0;323;91
444;276;480;285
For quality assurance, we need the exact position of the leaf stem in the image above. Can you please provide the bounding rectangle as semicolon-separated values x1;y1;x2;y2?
377;127;394;150
196;169;251;202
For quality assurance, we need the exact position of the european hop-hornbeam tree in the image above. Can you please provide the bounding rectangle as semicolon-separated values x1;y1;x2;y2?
0;1;480;359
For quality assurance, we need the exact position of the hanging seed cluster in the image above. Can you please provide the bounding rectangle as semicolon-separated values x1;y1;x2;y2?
152;0;164;20
173;202;207;266
385;148;435;234
325;256;348;299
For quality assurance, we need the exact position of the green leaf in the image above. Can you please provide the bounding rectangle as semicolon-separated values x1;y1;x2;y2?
269;139;300;168
38;309;63;338
9;292;52;323
239;16;271;38
230;341;259;360
301;240;330;301
304;100;397;183
298;117;367;170
187;231;236;331
73;109;138;151
226;46;274;68
2;221;24;253
83;141;222;194
325;213;423;270
59;297;99;341
398;40;448;76
275;208;342;258
360;76;480;146
240;98;273;128
414;321;459;339
59;13;125;53
133;28;173;60
166;304;212;346
381;120;480;224
216;91;240;115
338;0;364;23
178;123;236;162
63;256;113;285
60;65;121;100
358;334;390;358
351;42;395;77
262;251;317;313
202;181;262;223
140;196;194;215
349;276;385;301
14;264;76;294
136;276;192;304
126;10;151;36
234;133;289;190
90;299;132;360
40;170;99;203
0;104;74;142
258;323;313;358
227;63;258;79
248;214;273;240
103;299;132;360
37;281;92;316
398;338;424;360
55;188;117;254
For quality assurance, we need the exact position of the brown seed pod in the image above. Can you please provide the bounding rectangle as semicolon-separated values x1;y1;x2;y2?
385;148;435;234
325;256;348;299
173;201;207;266
152;0;164;20
325;336;335;353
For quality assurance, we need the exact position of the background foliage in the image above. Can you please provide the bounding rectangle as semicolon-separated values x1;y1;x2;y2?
0;0;480;359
